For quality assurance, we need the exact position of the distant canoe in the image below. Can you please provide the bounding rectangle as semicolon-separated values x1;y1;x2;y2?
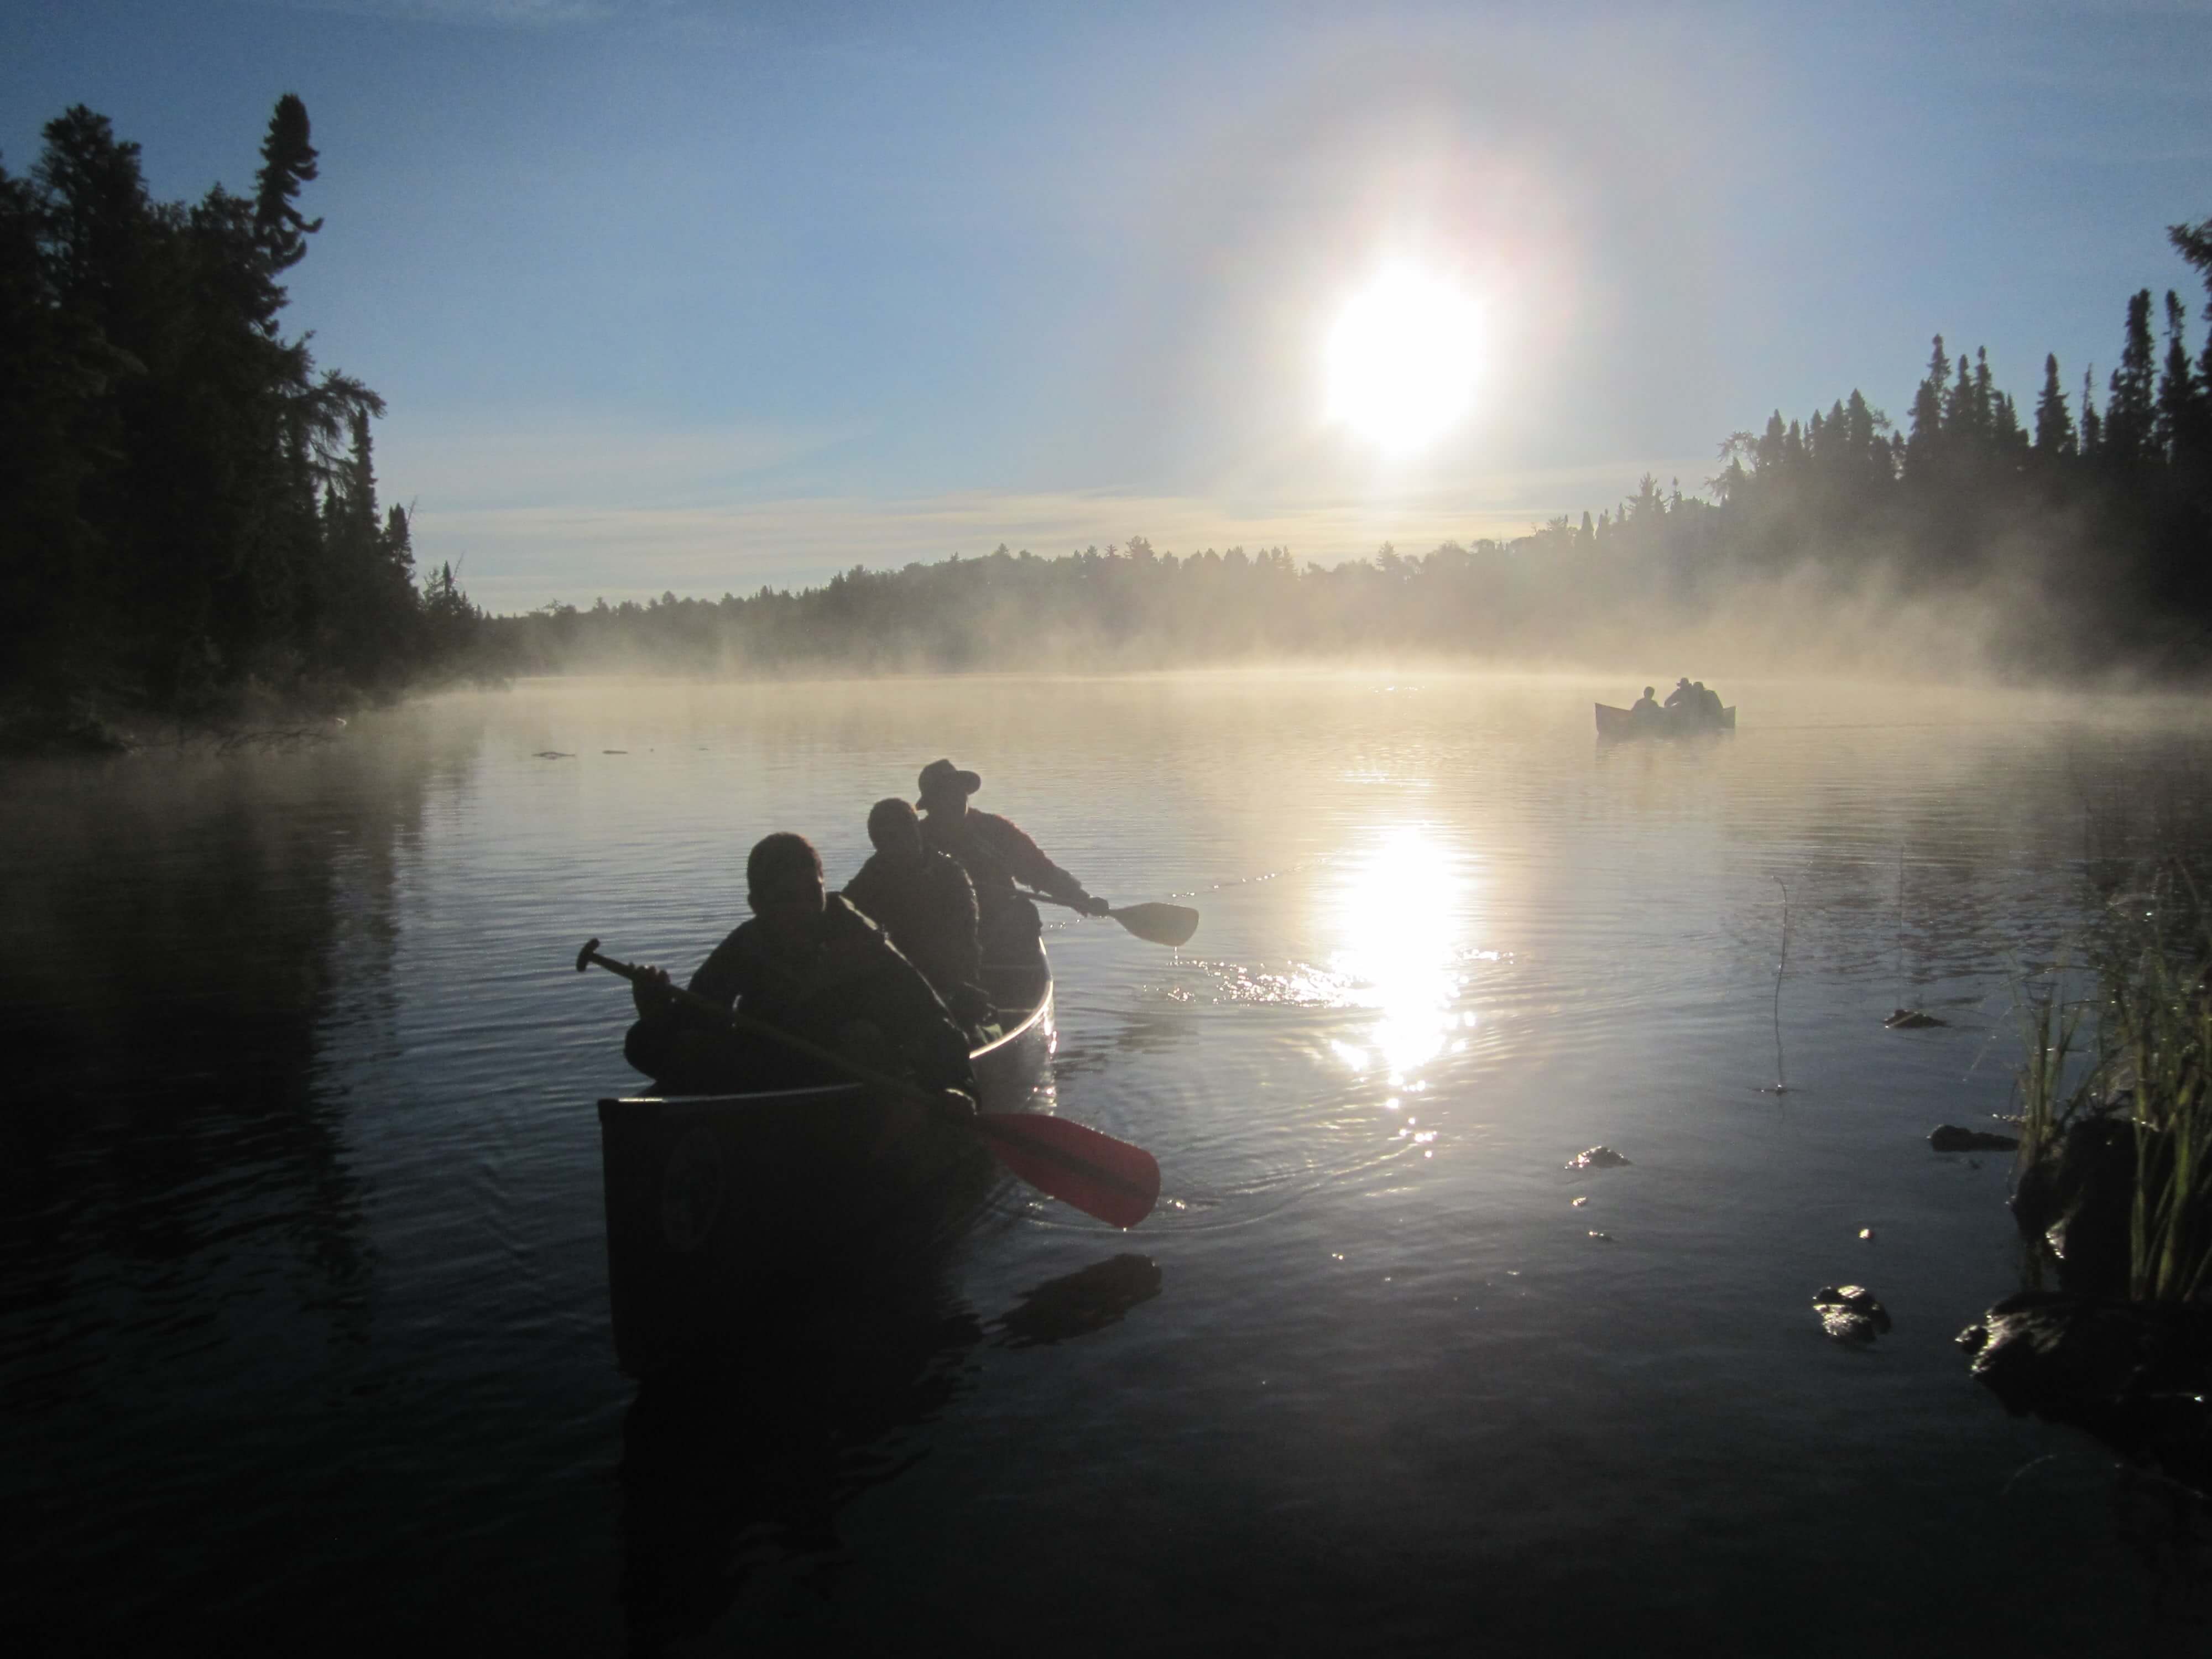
1595;701;1736;739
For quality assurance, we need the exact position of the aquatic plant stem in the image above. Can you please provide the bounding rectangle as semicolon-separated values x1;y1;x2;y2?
1896;845;1907;1013
1771;875;1791;1093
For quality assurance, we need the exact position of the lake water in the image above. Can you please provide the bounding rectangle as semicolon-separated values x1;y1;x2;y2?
6;671;2211;1654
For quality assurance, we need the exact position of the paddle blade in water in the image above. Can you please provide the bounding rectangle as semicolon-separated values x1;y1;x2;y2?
971;1113;1162;1229
1109;902;1199;948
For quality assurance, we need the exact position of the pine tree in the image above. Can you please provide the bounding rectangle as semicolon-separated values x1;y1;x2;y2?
252;94;322;288
1756;410;1787;472
2080;367;2103;458
1992;390;2025;451
2173;218;2212;388
1906;335;1948;475
1944;350;1979;441
2156;289;2201;462
2105;289;2157;463
2033;353;2075;455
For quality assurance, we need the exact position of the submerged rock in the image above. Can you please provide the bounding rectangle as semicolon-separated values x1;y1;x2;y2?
1885;1008;1948;1029
1565;1145;1631;1170
1813;1284;1891;1344
1959;1292;2212;1498
1929;1124;2021;1152
2011;1115;2155;1300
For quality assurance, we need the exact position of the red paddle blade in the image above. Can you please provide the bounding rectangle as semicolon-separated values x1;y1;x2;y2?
972;1113;1161;1229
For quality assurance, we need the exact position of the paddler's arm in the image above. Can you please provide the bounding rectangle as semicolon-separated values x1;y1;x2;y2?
622;932;747;1082
865;942;977;1098
985;815;1110;916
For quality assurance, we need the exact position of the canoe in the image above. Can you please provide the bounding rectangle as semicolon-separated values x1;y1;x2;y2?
1595;701;1736;739
596;952;1056;1377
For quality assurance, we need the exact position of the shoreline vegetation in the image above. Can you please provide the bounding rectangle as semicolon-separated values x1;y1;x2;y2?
1;97;480;755
5;97;2210;753
1961;840;2212;1500
478;215;2212;686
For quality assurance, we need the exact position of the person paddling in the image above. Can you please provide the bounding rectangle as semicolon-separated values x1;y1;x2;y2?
915;758;1108;964
842;797;993;1030
623;831;976;1107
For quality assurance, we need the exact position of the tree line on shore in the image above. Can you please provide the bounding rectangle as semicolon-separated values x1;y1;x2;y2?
1;97;478;724
5;95;2206;701
489;216;2212;681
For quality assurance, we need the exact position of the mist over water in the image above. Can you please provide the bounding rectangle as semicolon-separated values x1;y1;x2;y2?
7;671;2212;1650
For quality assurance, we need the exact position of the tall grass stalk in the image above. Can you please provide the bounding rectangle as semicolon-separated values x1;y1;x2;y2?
2015;961;2085;1185
2018;868;2212;1303
1770;877;1791;1093
2108;937;2212;1302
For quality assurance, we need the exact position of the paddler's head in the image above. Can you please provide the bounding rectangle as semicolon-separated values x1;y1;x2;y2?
747;832;825;944
867;797;925;859
915;758;981;822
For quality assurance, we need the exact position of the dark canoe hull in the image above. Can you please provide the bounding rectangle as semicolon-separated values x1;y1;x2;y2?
597;957;1056;1378
1595;701;1737;740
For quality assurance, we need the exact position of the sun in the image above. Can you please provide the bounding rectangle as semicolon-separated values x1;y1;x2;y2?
1325;267;1484;457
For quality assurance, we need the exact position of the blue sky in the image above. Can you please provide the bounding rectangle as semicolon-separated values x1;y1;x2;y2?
6;0;2209;611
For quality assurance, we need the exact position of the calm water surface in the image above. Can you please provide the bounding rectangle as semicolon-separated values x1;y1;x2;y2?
6;671;2211;1654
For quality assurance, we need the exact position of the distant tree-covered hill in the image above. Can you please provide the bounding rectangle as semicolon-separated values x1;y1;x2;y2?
484;222;2212;684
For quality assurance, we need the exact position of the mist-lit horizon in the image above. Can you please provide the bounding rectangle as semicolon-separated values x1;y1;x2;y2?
7;0;2208;612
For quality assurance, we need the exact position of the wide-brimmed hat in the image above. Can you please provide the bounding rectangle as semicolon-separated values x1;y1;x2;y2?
916;758;982;805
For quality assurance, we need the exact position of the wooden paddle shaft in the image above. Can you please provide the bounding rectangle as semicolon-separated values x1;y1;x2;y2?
1022;890;1094;913
575;937;946;1113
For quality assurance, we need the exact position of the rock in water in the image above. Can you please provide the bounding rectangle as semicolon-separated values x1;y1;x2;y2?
1814;1284;1891;1344
1929;1124;2020;1152
1885;1008;1948;1029
2010;1115;2152;1299
1959;1292;2212;1498
1566;1145;1631;1170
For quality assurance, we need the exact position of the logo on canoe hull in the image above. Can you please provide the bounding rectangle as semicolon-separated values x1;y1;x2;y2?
661;1126;726;1254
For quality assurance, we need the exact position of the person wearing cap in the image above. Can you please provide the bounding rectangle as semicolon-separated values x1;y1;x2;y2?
1662;676;1693;712
841;798;992;1029
623;831;977;1106
914;758;1108;963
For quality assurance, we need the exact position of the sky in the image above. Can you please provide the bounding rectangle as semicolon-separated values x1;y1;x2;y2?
5;0;2210;612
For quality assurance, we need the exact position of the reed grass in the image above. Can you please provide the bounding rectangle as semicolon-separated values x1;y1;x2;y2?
2018;865;2212;1303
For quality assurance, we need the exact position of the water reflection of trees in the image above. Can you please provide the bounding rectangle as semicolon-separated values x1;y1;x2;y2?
0;723;473;1405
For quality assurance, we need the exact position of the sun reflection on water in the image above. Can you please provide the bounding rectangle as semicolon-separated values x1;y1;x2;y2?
1322;822;1474;1084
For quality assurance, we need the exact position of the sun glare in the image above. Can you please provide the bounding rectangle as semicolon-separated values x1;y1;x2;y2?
1326;822;1472;1083
1325;267;1484;457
